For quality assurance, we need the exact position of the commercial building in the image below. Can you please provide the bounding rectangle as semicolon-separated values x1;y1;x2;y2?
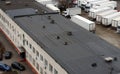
0;0;120;74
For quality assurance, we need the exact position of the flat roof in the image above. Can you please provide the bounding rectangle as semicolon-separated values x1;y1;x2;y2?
0;0;55;13
6;8;120;74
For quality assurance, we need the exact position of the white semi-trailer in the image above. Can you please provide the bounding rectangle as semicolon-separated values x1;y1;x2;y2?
78;0;98;9
96;10;117;23
90;0;109;8
46;4;60;13
71;15;95;33
92;1;117;9
36;0;53;5
62;7;81;17
112;17;120;28
85;0;109;12
89;7;111;19
102;12;120;26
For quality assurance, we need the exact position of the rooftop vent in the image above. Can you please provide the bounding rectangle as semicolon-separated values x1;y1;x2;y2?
42;25;46;29
50;20;55;24
64;42;68;45
56;36;60;39
35;9;39;13
104;57;113;63
91;63;97;67
42;10;47;13
44;11;47;13
114;57;117;61
48;16;51;19
67;31;72;36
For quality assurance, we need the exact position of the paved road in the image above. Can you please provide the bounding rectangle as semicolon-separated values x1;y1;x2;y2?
96;23;120;49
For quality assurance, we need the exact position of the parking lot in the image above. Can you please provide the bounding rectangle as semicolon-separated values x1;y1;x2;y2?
0;31;34;74
80;0;120;49
95;0;120;49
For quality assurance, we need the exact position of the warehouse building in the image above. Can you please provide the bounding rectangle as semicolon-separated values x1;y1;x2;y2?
1;0;120;74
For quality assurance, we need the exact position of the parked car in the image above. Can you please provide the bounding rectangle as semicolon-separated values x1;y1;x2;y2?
4;51;12;59
0;63;11;71
0;53;3;61
11;62;25;71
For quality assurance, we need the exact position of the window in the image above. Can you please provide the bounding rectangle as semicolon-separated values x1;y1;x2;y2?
44;59;48;67
0;13;1;18
36;51;39;57
6;20;9;26
44;71;47;74
54;69;58;74
9;24;11;29
14;28;16;34
29;44;32;49
36;63;39;70
26;40;28;45
23;40;25;46
12;26;14;31
33;47;35;53
33;59;35;66
49;64;53;72
29;54;32;61
40;55;43;61
26;51;28;58
40;67;43;74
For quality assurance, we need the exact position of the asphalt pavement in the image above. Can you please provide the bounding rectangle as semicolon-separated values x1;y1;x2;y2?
0;31;34;74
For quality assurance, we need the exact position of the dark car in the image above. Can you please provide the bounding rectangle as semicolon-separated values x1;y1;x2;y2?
0;53;3;61
0;63;11;71
4;51;12;59
11;62;25;71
